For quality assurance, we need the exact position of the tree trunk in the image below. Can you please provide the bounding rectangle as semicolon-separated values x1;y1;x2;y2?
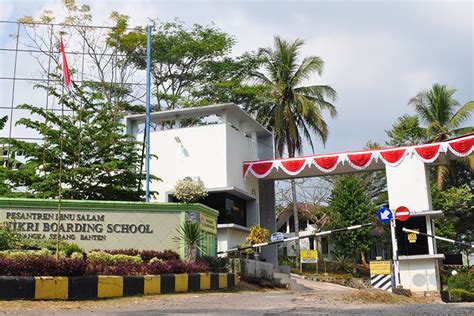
352;251;357;275
360;251;369;269
291;179;301;272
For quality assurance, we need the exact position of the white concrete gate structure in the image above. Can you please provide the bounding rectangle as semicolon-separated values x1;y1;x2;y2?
126;104;473;295
243;133;473;294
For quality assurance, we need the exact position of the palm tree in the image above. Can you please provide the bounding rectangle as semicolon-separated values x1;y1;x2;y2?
249;36;337;269
409;84;473;142
409;84;474;188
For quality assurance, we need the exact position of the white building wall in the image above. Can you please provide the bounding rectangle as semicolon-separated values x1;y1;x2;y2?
140;124;228;201
217;227;249;256
399;259;440;292
385;155;432;211
225;125;260;227
226;125;259;195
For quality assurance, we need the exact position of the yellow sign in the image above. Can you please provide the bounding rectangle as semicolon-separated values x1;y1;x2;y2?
370;261;391;275
407;229;419;243
199;213;217;235
300;250;318;263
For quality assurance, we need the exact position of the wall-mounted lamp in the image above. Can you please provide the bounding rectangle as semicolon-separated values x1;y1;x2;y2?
175;136;189;157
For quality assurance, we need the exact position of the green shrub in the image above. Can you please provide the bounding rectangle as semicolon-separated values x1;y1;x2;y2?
14;238;57;251
334;254;352;273
449;288;474;302
198;255;228;272
87;251;143;265
0;249;53;260
61;243;84;257
448;273;473;292
0;223;21;250
278;257;296;268
71;251;85;260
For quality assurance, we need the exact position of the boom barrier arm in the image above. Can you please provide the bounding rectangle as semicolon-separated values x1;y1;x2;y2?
402;228;474;248
218;223;373;255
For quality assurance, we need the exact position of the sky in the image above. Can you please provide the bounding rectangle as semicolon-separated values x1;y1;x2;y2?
0;0;473;155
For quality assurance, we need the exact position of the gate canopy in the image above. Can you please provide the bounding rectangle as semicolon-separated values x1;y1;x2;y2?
243;134;473;180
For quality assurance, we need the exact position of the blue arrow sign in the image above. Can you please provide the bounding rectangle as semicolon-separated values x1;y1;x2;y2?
377;207;393;223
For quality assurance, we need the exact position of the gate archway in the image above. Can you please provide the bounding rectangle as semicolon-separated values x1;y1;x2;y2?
243;134;473;294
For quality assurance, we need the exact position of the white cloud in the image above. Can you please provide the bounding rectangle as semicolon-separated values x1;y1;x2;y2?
1;0;472;153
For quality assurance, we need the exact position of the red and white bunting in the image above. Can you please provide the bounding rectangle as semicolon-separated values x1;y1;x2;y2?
378;148;408;167
346;152;374;170
313;155;340;173
279;159;307;176
414;144;444;163
448;137;474;157
248;161;274;178
243;134;474;179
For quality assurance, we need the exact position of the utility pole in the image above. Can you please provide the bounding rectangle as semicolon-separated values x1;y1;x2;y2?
145;24;152;202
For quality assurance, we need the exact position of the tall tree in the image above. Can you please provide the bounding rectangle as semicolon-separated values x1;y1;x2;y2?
110;19;251;112
329;175;374;274
432;184;473;254
18;1;140;106
385;114;427;147
248;36;337;268
409;84;474;189
0;116;7;131
0;116;11;195
5;82;155;200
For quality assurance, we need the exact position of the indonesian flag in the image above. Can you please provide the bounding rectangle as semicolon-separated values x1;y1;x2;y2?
59;35;71;89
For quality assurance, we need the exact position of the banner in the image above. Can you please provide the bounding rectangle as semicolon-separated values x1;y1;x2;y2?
200;213;217;234
300;250;318;263
369;261;391;275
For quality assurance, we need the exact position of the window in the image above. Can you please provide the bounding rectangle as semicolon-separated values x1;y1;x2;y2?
321;237;329;255
198;192;247;227
396;216;429;256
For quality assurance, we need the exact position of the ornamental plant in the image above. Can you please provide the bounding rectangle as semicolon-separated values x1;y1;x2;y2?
173;178;208;203
94;248;180;262
173;221;206;261
246;224;270;245
244;224;270;254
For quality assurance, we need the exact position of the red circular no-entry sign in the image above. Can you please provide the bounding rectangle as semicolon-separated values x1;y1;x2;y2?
395;206;410;221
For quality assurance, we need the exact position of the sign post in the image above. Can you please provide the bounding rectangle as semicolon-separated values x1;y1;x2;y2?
377;207;392;223
390;205;410;289
395;206;410;222
369;260;392;291
300;249;318;264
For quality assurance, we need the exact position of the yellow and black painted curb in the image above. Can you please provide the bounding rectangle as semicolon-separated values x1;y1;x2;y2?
0;273;238;300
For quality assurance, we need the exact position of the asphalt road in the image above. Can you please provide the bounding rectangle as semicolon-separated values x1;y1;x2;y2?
1;278;473;315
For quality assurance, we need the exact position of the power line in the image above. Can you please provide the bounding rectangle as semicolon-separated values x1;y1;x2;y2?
0;47;144;58
0;20;141;31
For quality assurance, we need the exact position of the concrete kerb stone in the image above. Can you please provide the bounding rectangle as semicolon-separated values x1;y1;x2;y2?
0;273;237;300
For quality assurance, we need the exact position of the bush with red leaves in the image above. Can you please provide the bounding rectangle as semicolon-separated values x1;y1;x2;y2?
0;252;209;276
0;257;87;276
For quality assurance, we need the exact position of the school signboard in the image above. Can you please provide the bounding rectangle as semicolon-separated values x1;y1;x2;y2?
0;198;218;257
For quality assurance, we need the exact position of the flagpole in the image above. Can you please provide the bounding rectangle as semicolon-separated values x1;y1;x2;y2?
145;25;152;202
56;34;67;259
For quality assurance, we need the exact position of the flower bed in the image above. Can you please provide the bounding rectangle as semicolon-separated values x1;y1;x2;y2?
0;248;236;300
0;249;212;277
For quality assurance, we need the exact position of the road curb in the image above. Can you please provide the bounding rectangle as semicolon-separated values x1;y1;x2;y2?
0;273;238;300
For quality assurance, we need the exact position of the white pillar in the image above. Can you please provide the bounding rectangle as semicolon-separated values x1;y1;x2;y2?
385;153;443;293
